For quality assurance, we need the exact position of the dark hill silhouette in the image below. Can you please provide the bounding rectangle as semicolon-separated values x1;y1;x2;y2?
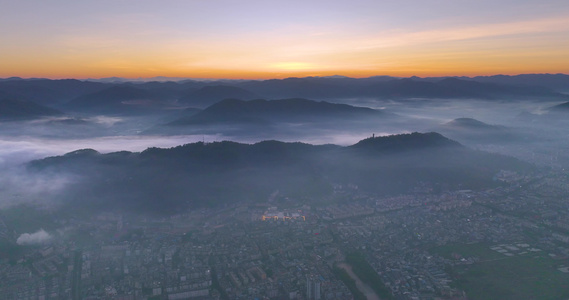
436;118;521;144
548;101;569;111
29;133;531;214
371;78;471;99
178;85;260;108
443;118;502;130
1;75;567;113
169;98;386;126
235;76;569;100
237;77;363;99
0;98;62;120
0;79;106;105
0;77;23;81
436;77;563;99
472;74;569;92
147;98;396;136
351;132;461;153
122;80;210;102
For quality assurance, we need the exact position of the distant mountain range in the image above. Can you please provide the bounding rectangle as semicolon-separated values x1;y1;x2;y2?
29;132;531;214
0;79;106;105
70;73;569;92
1;74;567;114
470;74;569;92
242;76;567;100
0;98;62;120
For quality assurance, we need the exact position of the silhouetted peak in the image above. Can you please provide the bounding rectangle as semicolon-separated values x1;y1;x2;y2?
351;132;461;152
549;101;569;111
179;85;260;107
0;77;23;81
195;98;379;117
63;149;100;157
437;77;465;84
445;118;492;128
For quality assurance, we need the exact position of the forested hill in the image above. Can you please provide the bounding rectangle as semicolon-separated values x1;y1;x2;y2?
29;132;531;214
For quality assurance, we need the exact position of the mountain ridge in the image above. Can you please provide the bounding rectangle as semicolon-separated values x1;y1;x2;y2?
29;132;531;214
168;98;386;126
0;98;62;120
2;74;568;110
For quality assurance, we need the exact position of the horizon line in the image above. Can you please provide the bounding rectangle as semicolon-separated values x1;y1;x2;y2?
2;72;568;82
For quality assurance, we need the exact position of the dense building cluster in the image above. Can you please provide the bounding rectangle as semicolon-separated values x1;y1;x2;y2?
1;169;569;299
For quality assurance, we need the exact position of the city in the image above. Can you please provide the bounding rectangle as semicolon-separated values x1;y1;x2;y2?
2;168;568;299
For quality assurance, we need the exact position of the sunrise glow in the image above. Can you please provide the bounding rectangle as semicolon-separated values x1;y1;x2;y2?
1;0;568;79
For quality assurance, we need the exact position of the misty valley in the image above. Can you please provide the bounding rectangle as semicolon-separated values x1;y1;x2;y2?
2;75;569;300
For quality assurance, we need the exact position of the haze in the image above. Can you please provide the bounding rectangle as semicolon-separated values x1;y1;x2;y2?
2;1;569;299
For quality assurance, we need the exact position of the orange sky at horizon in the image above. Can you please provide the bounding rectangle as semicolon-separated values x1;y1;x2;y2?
1;0;568;80
4;56;566;81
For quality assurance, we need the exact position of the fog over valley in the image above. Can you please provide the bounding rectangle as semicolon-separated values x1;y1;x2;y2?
2;75;569;300
4;0;569;297
1;75;569;212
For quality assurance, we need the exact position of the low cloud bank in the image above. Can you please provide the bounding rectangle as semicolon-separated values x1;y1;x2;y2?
16;229;52;245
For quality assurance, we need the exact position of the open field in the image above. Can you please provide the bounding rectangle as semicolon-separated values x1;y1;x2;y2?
431;243;569;300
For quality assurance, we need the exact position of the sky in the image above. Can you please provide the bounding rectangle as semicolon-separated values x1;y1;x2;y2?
1;0;568;79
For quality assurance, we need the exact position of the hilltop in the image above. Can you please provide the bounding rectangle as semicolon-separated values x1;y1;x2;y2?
29;132;531;214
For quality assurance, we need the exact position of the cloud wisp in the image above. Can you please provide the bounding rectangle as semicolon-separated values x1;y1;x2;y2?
16;229;52;245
